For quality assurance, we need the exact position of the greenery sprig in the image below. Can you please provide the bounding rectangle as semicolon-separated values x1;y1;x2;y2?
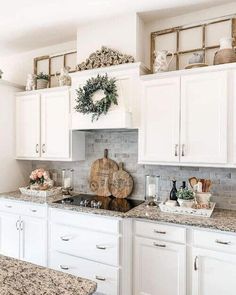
176;188;194;200
75;74;118;121
37;72;50;81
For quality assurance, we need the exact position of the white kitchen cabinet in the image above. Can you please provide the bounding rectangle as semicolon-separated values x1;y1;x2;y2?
139;77;180;163
181;71;227;164
16;87;85;161
41;90;70;159
192;247;236;295
0;212;20;259
134;236;186;295
0;201;47;266
139;69;228;166
20;215;47;266
16;93;40;158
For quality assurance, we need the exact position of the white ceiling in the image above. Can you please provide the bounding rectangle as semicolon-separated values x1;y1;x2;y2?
0;0;233;55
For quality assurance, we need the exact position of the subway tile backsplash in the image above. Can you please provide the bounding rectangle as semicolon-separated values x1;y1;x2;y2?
32;130;236;210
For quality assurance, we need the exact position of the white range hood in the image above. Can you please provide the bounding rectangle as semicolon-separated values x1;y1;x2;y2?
70;62;148;130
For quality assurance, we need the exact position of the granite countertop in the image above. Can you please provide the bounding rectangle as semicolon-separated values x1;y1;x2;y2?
1;191;236;233
0;255;97;295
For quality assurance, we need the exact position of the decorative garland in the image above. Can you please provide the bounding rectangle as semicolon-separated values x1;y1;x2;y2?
75;74;118;121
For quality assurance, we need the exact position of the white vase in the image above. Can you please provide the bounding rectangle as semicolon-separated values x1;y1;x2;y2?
178;198;194;208
219;37;233;49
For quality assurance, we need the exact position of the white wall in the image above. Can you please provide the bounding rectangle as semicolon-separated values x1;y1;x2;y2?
144;2;236;68
0;82;31;192
77;14;139;64
0;40;76;86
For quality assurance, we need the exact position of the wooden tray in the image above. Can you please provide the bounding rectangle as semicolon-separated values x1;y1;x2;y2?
159;202;216;218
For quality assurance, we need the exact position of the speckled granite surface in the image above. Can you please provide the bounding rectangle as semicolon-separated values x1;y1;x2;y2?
1;191;236;233
0;255;96;295
127;203;236;233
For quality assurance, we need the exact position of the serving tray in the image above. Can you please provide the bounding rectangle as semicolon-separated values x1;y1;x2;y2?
19;187;61;198
159;202;216;218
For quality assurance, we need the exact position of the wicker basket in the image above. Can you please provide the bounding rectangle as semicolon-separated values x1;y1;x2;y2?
37;79;49;89
214;48;236;65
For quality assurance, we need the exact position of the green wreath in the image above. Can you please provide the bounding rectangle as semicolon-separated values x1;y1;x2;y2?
75;74;118;121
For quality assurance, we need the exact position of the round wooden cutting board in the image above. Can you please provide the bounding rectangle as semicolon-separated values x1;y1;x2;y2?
110;162;133;198
89;149;118;197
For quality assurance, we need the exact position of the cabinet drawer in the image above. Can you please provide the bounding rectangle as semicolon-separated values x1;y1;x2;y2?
49;251;119;295
135;220;186;244
50;223;119;266
0;199;46;218
193;229;236;253
49;208;120;234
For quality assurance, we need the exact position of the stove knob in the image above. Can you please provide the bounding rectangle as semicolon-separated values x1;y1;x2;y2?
91;200;96;208
84;200;90;207
97;201;102;209
80;200;85;206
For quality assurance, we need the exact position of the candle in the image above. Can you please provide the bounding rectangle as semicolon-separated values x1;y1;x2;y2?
148;184;156;197
63;177;71;188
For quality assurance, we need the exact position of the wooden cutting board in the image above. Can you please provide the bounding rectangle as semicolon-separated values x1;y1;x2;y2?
89;149;118;197
110;162;133;198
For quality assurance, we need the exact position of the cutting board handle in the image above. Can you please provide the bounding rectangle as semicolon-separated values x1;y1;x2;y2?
104;149;108;159
119;162;123;170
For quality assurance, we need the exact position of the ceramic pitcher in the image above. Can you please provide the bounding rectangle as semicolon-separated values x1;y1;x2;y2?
153;50;174;73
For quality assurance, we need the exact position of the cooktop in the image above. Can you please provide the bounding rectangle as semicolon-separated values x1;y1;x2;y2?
54;194;144;213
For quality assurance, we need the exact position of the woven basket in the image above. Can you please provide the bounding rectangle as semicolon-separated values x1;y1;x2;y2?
214;48;236;65
37;79;48;89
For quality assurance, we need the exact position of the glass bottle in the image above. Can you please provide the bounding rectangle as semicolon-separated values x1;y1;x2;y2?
145;175;160;206
170;180;177;201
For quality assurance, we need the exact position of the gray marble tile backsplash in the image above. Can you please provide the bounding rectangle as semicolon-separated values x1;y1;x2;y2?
32;130;236;210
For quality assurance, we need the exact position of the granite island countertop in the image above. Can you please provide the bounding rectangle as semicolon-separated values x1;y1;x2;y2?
0;254;97;295
1;191;236;233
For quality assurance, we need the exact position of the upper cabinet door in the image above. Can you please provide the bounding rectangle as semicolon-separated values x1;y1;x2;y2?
41;90;70;159
180;71;228;164
16;94;40;158
139;77;180;164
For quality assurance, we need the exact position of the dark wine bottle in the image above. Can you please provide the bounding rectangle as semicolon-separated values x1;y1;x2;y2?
170;180;177;201
181;181;186;189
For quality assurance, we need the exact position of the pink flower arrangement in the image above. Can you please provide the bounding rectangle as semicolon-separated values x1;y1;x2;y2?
30;168;49;184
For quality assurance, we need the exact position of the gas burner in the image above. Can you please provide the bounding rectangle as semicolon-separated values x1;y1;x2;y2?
54;194;144;213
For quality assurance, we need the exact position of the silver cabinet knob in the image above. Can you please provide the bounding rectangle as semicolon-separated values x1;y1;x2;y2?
175;144;178;157
215;239;231;245
96;245;107;250
60;236;71;241
153;242;166;248
60;265;69;270
154;229;166;234
36;144;39;153
181;144;185;157
95;275;106;281
42;144;46;154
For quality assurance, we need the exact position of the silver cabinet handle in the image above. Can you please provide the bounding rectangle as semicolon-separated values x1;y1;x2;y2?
36;144;39;153
42;144;46;154
95;275;106;281
181;144;185;157
5;205;12;208
96;245;107;250
30;209;37;213
175;144;178;157
153;242;166;248
16;220;20;230
194;256;198;271
215;239;231;245
60;236;71;241
154;229;166;234
60;265;69;270
20;220;24;231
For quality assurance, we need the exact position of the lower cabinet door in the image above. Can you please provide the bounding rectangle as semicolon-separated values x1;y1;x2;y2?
0;212;20;259
20;216;47;266
49;251;119;295
134;236;186;295
192;247;236;295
